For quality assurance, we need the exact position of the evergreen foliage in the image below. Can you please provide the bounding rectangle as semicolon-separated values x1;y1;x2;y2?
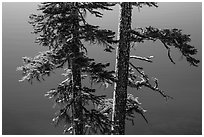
130;26;199;66
17;2;200;135
17;2;117;135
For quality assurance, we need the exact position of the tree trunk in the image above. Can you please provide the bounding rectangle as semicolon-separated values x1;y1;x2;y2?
70;2;83;135
111;2;132;135
71;54;83;135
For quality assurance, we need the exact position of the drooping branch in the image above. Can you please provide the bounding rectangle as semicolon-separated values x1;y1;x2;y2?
17;51;57;83
80;24;116;52
130;26;200;66
161;40;176;64
129;62;173;100
126;94;148;124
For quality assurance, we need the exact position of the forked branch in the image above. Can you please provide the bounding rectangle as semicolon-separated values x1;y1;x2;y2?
129;62;173;100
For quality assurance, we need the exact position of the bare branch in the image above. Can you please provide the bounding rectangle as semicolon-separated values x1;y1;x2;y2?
161;41;176;64
130;55;153;63
129;62;173;100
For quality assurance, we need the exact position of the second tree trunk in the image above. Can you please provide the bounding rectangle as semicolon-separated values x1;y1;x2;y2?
112;2;132;135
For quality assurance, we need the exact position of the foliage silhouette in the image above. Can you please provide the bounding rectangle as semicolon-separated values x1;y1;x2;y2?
17;2;117;135
17;2;200;135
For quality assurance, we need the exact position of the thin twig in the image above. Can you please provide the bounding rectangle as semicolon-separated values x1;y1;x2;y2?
161;41;176;64
77;8;87;25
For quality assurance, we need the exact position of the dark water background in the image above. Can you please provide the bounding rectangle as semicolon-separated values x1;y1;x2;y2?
2;2;202;135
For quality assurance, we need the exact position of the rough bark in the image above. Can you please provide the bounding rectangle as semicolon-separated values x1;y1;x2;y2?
70;2;83;135
111;2;132;135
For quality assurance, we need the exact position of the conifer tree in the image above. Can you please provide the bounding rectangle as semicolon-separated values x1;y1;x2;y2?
17;2;200;135
110;2;200;135
17;2;117;135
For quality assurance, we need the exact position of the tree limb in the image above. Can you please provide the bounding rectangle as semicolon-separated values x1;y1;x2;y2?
161;41;176;64
130;27;199;66
130;55;153;63
129;62;173;100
